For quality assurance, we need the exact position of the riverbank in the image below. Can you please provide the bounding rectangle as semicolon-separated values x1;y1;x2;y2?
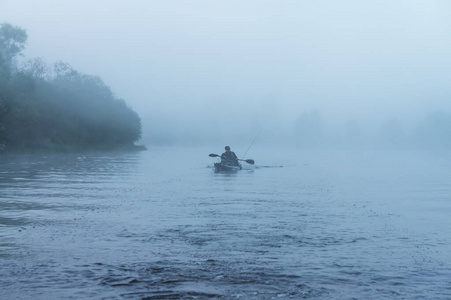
0;143;147;155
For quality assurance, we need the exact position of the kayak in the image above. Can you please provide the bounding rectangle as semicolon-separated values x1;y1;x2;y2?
214;162;242;172
209;153;254;172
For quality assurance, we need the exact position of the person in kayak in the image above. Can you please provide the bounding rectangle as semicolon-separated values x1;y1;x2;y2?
221;146;239;166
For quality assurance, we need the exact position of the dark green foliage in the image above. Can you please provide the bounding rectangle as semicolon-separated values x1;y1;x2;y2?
0;23;142;153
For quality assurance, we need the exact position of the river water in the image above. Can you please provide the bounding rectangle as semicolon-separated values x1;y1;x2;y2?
0;146;450;299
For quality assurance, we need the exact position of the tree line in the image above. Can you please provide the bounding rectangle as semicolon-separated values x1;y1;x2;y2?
0;23;142;153
294;110;451;151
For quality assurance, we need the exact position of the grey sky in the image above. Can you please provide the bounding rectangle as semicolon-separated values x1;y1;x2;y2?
1;0;451;142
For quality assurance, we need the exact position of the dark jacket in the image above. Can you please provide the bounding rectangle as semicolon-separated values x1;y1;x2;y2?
221;151;239;166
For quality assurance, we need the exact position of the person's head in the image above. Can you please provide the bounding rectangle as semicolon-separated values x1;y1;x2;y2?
225;146;230;152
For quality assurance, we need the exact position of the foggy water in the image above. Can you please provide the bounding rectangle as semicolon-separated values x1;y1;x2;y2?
1;147;450;299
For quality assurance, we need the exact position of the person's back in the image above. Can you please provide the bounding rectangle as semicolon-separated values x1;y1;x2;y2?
221;146;239;166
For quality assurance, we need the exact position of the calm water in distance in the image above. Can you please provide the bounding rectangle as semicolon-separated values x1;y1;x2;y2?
0;146;450;299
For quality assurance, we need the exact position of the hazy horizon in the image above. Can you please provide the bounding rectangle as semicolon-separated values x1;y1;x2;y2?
1;0;451;148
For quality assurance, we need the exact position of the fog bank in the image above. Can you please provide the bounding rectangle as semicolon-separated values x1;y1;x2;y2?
1;1;451;150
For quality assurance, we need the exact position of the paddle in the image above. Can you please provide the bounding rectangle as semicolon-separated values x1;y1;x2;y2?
209;153;255;165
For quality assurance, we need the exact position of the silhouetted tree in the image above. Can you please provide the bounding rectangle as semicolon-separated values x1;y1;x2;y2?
0;23;27;68
0;23;142;153
413;111;451;150
294;110;324;147
378;118;405;149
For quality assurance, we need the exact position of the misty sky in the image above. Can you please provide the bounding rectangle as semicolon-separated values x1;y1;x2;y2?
1;0;451;142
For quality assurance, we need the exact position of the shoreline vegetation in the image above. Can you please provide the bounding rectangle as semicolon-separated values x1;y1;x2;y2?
0;23;144;154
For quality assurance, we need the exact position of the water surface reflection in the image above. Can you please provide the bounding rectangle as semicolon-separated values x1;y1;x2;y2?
0;148;450;299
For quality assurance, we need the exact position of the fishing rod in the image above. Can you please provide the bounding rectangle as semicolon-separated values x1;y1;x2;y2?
241;130;262;159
